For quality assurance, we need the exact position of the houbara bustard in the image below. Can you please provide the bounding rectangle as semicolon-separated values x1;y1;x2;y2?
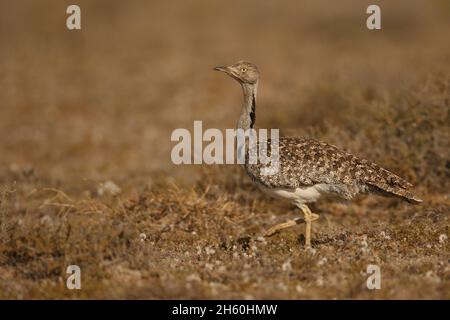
214;61;422;248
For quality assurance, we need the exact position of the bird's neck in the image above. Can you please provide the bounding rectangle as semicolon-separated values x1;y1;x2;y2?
237;82;257;130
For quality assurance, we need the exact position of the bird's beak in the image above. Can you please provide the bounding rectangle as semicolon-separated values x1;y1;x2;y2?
214;66;230;73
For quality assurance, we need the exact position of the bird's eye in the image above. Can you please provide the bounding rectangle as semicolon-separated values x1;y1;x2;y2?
241;67;247;73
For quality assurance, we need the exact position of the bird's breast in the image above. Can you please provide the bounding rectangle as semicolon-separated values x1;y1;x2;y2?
255;182;323;204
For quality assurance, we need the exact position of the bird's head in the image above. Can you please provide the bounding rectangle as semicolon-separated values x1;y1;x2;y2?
214;61;259;85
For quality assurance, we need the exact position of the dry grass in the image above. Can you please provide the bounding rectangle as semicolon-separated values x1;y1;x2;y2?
0;0;449;299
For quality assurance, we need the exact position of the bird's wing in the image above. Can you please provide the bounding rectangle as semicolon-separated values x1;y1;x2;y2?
246;137;420;202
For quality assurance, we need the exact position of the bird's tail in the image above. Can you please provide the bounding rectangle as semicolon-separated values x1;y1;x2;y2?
368;182;423;204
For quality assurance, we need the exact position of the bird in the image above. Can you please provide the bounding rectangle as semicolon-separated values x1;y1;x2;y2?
214;61;422;248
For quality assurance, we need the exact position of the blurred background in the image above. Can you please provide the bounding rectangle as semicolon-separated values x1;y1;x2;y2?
0;0;448;299
0;0;448;189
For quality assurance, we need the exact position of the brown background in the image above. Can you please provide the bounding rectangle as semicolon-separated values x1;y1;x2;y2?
0;0;448;299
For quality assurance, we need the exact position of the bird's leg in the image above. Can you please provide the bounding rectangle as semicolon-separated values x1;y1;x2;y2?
264;217;304;237
298;204;319;248
264;205;319;238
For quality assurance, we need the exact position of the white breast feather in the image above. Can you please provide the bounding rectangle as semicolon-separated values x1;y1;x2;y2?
256;182;334;204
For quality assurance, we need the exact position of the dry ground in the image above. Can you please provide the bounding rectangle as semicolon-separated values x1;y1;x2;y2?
0;0;449;299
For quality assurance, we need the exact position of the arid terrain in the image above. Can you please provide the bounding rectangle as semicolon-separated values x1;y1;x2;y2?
0;0;449;299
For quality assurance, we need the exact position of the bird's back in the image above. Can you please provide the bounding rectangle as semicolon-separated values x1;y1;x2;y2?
245;137;422;203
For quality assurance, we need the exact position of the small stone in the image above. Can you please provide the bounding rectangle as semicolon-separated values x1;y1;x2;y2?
317;257;328;266
316;277;324;286
218;266;227;273
205;263;214;271
186;273;201;282
439;234;447;244
361;235;368;248
380;231;391;240
282;259;292;272
97;180;121;196
277;283;288;291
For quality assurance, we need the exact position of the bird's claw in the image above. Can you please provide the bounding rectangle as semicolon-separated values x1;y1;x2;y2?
263;213;320;237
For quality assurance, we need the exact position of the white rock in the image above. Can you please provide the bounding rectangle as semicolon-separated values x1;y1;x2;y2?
205;263;214;271
282;259;292;272
186;273;201;282
316;277;324;286
317;257;328;266
97;180;121;196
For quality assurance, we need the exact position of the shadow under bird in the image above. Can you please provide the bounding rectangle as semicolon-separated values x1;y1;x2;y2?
214;61;422;248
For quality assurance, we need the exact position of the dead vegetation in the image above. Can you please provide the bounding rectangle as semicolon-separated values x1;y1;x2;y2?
0;0;449;299
0;164;448;299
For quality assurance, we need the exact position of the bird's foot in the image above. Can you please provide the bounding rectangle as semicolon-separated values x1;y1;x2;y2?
264;213;320;237
264;219;301;237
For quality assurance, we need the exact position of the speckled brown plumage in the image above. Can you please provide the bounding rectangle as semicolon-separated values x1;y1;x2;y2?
245;137;422;203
